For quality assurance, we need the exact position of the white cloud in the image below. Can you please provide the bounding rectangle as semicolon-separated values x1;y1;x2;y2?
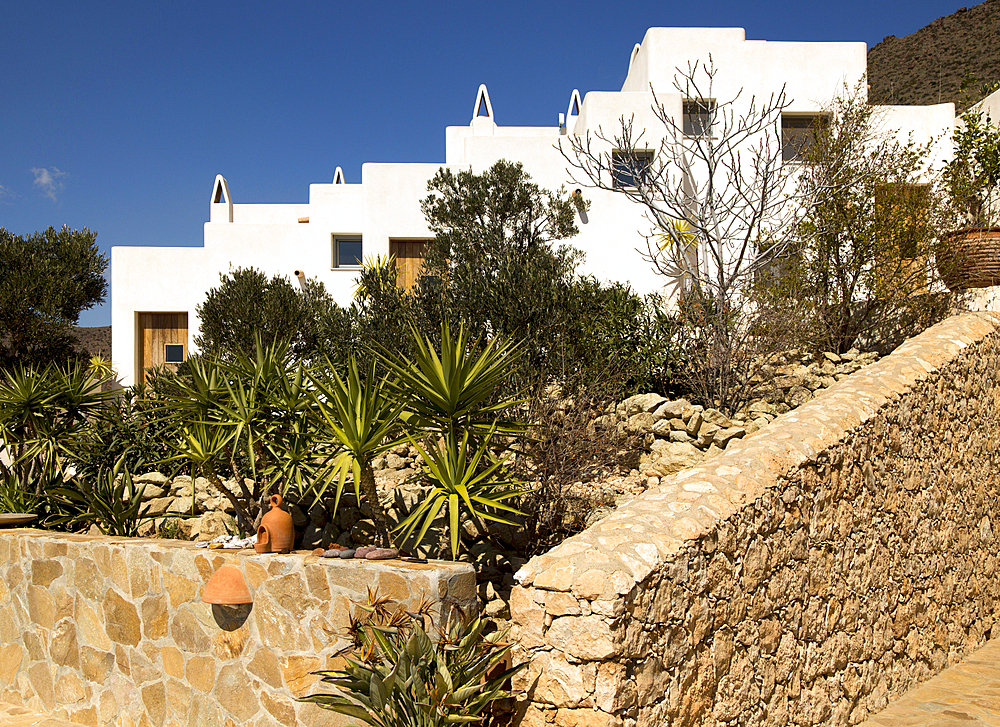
31;167;67;201
0;184;13;202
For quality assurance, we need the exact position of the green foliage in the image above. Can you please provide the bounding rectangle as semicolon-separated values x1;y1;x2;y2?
418;160;599;385
302;590;521;727
778;86;948;354
944;109;1000;228
195;267;353;363
0;226;107;368
0;362;113;495
68;386;176;482
309;358;407;547
49;458;173;537
400;430;526;560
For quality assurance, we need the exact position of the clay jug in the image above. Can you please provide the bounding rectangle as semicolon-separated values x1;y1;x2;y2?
254;523;272;554
259;494;294;553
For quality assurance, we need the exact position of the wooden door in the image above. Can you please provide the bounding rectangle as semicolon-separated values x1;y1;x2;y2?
389;240;430;290
137;312;188;384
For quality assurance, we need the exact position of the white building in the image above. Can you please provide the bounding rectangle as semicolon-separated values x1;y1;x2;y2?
111;27;955;387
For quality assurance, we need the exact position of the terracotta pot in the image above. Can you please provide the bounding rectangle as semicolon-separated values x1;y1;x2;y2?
936;227;1000;291
202;565;252;604
254;523;272;554
259;494;294;553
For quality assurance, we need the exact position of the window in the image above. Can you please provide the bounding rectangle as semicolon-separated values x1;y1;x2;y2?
781;114;825;161
332;235;363;268
683;99;715;137
164;344;185;364
612;150;654;188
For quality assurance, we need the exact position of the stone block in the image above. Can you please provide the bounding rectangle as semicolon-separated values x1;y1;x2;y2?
216;662;260;721
546;616;618;661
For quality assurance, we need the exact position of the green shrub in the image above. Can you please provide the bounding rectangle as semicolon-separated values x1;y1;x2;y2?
302;589;521;727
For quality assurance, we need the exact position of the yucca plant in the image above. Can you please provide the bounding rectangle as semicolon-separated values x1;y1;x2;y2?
397;429;526;559
380;322;527;441
0;362;113;495
309;357;407;547
156;337;334;535
302;588;521;727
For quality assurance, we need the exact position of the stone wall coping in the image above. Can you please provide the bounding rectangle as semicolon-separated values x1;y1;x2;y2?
0;527;473;579
515;312;1000;602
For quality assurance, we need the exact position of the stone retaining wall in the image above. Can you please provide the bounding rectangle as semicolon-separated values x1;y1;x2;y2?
510;312;1000;727
0;532;476;726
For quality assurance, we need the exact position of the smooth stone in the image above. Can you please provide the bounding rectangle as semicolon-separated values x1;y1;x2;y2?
311;548;326;556
338;549;357;559
321;550;341;558
365;548;398;561
354;546;376;559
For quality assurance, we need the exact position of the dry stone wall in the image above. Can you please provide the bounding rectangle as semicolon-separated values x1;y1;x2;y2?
510;312;1000;727
0;532;476;726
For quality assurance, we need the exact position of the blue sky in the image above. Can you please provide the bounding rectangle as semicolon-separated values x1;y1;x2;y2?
1;0;969;326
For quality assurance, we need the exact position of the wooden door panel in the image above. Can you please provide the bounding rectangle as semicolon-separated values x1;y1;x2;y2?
137;312;188;384
389;240;430;290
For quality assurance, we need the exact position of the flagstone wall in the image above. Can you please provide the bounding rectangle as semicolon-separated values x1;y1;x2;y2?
511;312;1000;727
0;534;476;726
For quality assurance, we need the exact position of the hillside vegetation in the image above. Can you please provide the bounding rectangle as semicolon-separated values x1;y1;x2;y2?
868;0;1000;109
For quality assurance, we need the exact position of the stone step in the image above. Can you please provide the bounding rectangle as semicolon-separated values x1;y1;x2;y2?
860;638;1000;726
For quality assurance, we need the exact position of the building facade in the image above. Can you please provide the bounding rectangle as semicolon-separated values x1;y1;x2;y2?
111;27;954;386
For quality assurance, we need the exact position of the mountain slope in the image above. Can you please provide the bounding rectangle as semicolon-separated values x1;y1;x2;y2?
868;0;1000;109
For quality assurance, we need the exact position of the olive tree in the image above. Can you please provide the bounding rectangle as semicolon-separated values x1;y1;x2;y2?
0;226;107;368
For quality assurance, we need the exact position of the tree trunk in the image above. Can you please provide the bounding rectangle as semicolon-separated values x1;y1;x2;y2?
359;462;391;548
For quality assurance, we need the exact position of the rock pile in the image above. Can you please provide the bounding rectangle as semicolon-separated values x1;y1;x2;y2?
594;348;880;484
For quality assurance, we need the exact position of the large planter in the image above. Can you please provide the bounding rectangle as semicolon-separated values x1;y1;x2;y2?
936;227;1000;291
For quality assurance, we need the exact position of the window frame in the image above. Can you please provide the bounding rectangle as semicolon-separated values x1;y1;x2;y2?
682;99;716;138
164;343;185;364
332;234;363;269
781;113;827;163
611;149;655;189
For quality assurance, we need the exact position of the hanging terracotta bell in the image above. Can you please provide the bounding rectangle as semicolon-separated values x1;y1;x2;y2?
202;565;252;605
259;494;294;554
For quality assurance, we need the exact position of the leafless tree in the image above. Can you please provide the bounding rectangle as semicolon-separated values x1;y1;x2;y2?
560;57;817;412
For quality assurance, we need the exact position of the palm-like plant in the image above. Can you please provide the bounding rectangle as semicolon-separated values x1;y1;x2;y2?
309;358;406;547
380;322;526;441
156;338;335;535
398;429;526;560
0;362;113;495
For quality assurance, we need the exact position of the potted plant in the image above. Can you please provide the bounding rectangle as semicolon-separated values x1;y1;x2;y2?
937;109;1000;290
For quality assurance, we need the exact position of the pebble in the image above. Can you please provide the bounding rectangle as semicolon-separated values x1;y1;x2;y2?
311;548;326;556
354;546;376;558
321;549;341;558
365;548;398;560
338;549;357;559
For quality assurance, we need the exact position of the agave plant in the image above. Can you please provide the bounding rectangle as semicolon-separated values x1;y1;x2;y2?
302;588;521;727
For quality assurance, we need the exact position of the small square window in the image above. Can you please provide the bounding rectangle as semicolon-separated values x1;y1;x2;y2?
333;235;363;268
164;344;184;364
781;114;826;161
612;150;654;189
683;99;715;137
